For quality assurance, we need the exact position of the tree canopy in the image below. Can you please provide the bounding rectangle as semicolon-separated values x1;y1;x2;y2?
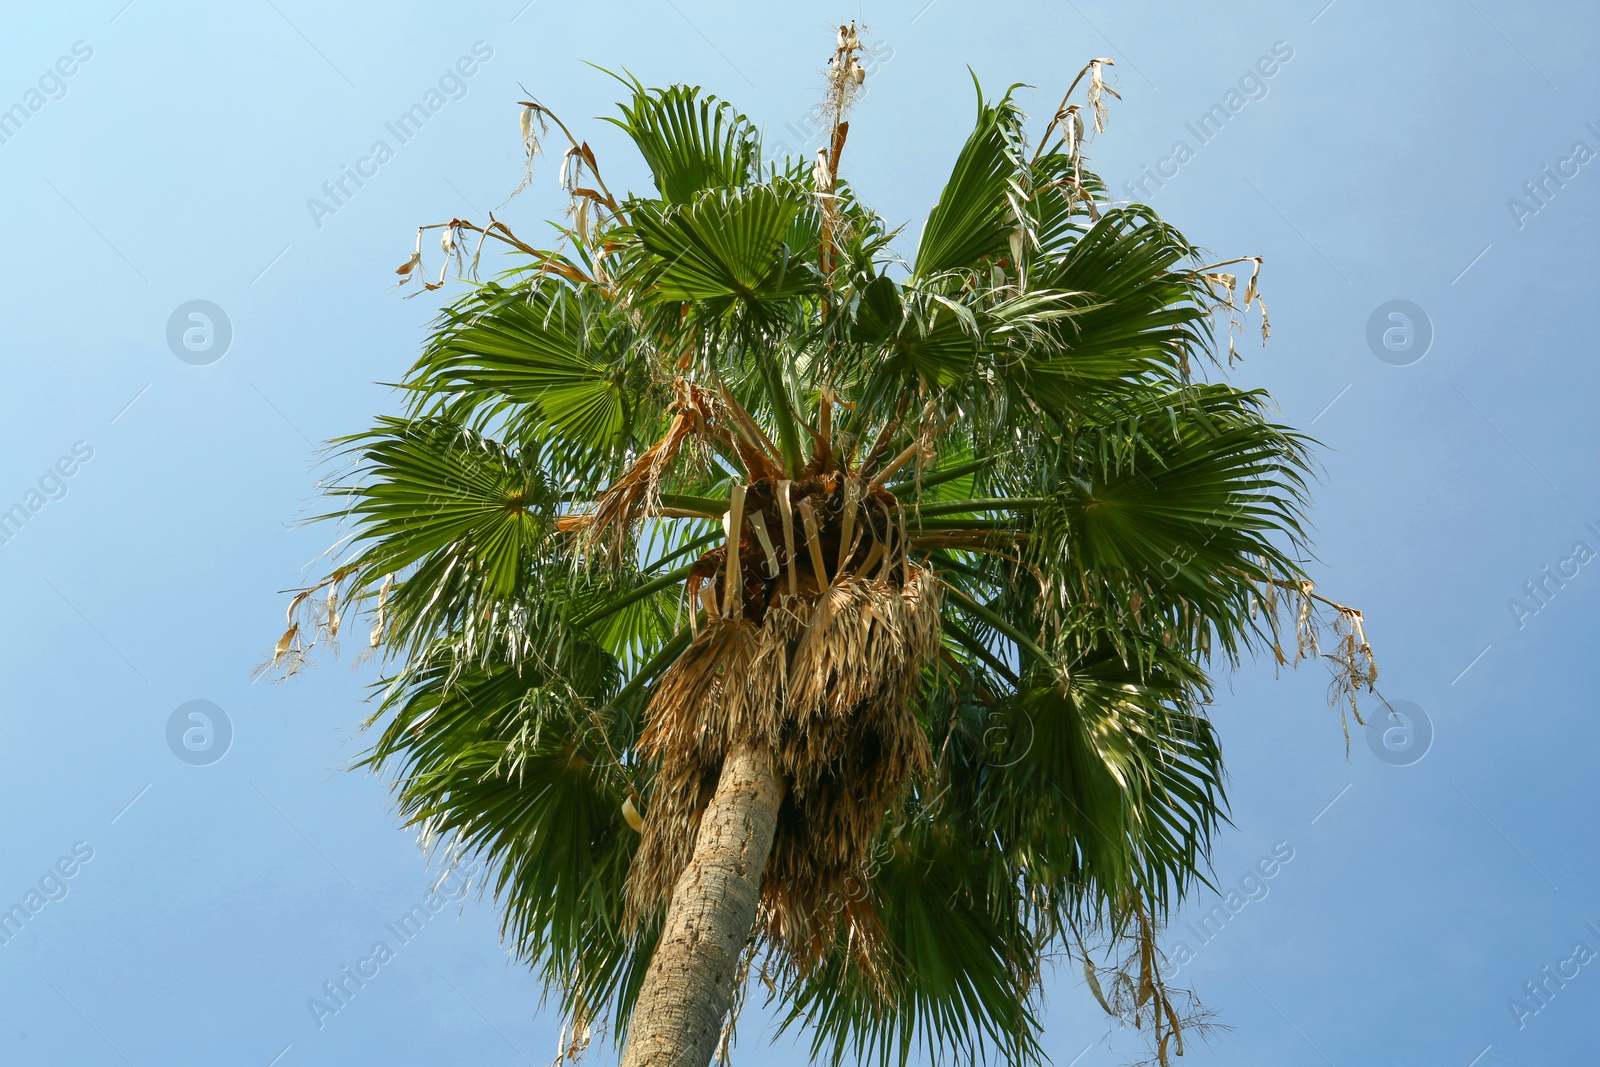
273;47;1375;1067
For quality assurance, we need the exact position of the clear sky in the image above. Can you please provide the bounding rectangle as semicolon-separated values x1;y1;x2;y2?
1;2;1595;1065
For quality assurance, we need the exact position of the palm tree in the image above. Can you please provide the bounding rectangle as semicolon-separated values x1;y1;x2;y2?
274;31;1375;1067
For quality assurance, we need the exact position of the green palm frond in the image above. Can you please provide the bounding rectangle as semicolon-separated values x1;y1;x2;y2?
361;649;643;1025
604;75;763;204
913;82;1029;279
1028;384;1315;662
1020;208;1210;395
987;649;1224;918
631;184;819;312
781;825;1040;1067
318;417;556;658
407;281;652;464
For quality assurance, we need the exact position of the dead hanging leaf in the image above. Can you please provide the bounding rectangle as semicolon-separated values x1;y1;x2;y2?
1054;105;1100;217
285;588;312;626
557;1010;593;1064
559;145;582;193
1203;272;1237;306
747;510;780;579
1059;103;1079;154
1163;995;1185;1056
398;223;429;286
574;198;590;245
1241;256;1272;343
1084;957;1113;1014
622;795;645;833
507;100;549;204
1086;58;1119;133
272;622;299;665
758;960;778;996
323;590;341;639
1060;104;1081;169
723;485;747;617
777;479;798;595
369;573;394;648
1242;256;1262;309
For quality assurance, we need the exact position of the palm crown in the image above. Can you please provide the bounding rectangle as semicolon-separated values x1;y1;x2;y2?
277;38;1375;1067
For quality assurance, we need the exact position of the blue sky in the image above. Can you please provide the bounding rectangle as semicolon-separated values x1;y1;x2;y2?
1;2;1595;1065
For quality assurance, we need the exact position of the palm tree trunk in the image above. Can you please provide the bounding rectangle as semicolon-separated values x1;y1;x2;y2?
620;742;784;1067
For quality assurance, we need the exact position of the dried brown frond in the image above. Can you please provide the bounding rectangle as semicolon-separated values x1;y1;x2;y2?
1077;899;1227;1067
398;215;598;297
509;99;549;204
1032;57;1118;170
1085;57;1119;134
1195;255;1269;361
627;476;941;975
1244;564;1379;748
563;381;734;559
555;1000;594;1064
254;563;360;679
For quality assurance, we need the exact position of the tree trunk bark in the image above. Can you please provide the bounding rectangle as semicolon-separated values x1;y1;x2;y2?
620;742;784;1067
